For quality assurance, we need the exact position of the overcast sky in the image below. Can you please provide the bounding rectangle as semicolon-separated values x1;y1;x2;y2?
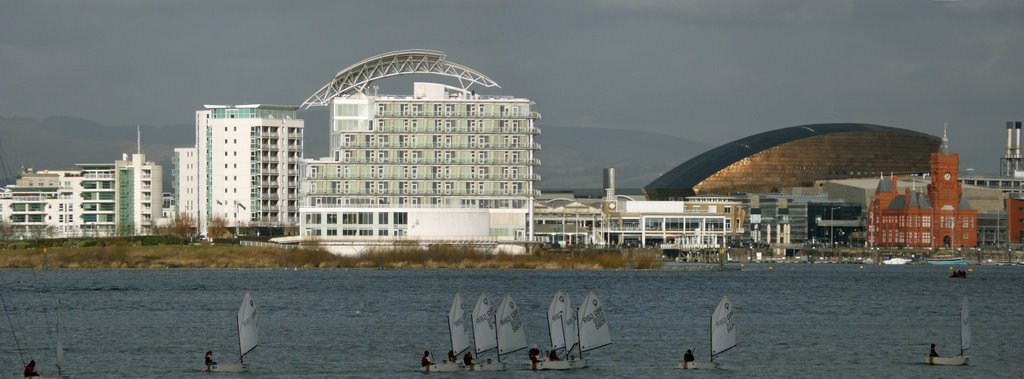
2;0;1022;173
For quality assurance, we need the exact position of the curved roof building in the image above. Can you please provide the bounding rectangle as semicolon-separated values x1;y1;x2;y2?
645;123;941;199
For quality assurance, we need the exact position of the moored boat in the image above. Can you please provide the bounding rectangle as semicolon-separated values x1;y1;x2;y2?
925;257;968;265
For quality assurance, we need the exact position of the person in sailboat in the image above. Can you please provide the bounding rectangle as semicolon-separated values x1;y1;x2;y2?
447;350;457;363
683;349;695;362
204;351;217;372
463;352;474;366
930;344;939;357
24;360;39;377
421;350;433;367
549;349;560;361
529;345;542;369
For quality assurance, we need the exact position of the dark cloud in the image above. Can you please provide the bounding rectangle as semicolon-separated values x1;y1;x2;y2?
1;0;1022;174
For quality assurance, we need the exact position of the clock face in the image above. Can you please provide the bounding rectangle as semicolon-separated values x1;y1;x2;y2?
944;173;951;181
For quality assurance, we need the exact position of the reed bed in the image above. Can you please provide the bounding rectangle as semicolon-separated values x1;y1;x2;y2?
0;244;665;270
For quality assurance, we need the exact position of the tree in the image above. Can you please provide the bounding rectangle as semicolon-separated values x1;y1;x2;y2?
207;216;231;239
170;212;196;242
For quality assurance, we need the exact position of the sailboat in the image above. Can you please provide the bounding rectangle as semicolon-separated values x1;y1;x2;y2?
535;289;586;370
466;293;505;371
3;294;68;379
680;295;736;370
495;294;528;368
209;292;258;372
423;293;472;372
928;297;970;366
572;290;611;367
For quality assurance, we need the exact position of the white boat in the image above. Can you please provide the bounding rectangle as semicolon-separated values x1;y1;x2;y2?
209;292;257;372
928;297;970;366
680;295;736;370
535;289;587;370
464;293;504;371
883;257;912;265
422;293;472;373
563;290;610;370
496;294;528;368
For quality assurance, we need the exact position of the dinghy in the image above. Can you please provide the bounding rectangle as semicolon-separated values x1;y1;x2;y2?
680;295;736;370
209;292;257;372
4;297;68;379
561;290;610;370
496;294;528;369
535;289;587;370
465;293;505;371
422;293;472;372
928;297;970;366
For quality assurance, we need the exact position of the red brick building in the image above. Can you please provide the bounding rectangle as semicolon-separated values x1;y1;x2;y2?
1007;198;1024;244
867;132;977;248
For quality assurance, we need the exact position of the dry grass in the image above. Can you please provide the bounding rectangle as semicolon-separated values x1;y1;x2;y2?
0;244;667;270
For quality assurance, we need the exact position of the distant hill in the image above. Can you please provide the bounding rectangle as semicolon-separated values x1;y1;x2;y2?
0;115;710;191
0;116;193;186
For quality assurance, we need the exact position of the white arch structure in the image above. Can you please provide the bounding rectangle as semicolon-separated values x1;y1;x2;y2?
301;49;500;109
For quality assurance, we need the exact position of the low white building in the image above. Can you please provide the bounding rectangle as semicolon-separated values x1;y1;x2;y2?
0;153;163;239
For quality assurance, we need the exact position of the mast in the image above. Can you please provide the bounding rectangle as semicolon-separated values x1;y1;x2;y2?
709;305;714;362
494;309;501;363
577;305;583;360
448;314;455;359
236;310;243;363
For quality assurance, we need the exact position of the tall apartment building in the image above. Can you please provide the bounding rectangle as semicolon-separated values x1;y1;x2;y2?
0;153;162;238
294;80;541;254
174;104;304;234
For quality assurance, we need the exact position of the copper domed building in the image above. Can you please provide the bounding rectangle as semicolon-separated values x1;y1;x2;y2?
645;123;941;199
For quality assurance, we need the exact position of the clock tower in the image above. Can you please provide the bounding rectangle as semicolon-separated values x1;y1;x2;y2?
927;124;961;211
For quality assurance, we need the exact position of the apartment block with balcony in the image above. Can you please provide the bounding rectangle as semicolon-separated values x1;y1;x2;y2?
174;104;304;234
292;82;541;254
0;154;163;239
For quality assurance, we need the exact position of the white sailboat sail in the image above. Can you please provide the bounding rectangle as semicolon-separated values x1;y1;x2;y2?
564;302;579;354
472;293;498;354
237;291;258;361
496;294;527;356
577;290;611;352
547;290;568;352
448;293;473;356
960;297;971;355
710;295;736;358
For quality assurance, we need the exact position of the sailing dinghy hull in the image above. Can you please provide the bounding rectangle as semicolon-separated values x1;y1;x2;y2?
928;356;969;366
535;359;587;370
421;362;460;372
209;362;250;372
465;362;506;371
679;360;718;369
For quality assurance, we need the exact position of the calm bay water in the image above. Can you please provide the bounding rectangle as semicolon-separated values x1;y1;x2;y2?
1;264;1022;378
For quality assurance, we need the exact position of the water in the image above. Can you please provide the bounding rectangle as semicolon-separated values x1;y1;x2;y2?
1;264;1022;378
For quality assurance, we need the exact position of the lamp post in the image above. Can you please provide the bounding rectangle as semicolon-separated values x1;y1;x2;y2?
830;206;841;260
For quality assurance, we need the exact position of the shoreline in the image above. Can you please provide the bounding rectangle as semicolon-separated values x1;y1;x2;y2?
0;244;666;270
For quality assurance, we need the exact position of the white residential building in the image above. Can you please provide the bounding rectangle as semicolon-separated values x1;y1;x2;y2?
174;104;304;234
278;51;541;254
0;153;163;239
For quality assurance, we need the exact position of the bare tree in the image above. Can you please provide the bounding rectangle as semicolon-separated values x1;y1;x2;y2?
207;216;230;239
170;212;196;242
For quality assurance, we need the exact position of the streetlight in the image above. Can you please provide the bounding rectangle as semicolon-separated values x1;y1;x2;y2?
828;206;841;262
830;206;841;248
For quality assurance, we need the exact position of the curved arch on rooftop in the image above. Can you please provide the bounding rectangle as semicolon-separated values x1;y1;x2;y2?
302;49;500;109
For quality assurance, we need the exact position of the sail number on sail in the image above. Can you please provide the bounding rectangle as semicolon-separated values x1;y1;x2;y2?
713;304;735;332
454;312;470;333
582;302;607;330
475;308;497;330
499;307;523;332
